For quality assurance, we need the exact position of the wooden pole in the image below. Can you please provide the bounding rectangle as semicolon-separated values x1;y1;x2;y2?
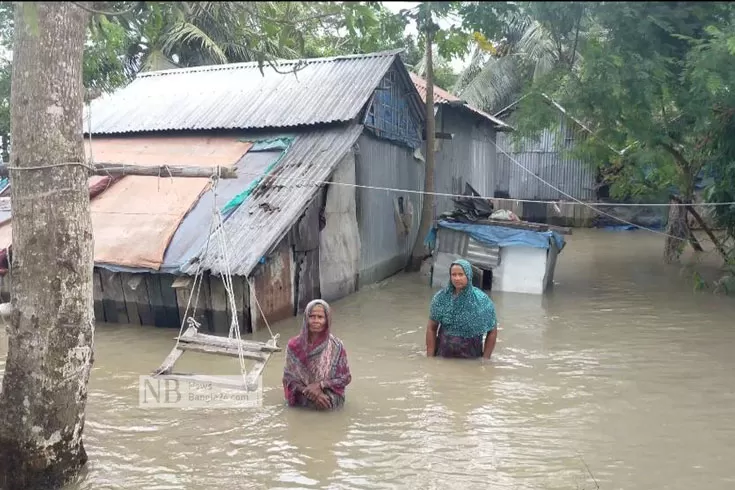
0;163;238;179
408;2;436;271
685;202;730;262
670;195;729;261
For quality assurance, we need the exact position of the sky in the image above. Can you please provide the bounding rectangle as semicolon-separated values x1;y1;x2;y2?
381;1;469;73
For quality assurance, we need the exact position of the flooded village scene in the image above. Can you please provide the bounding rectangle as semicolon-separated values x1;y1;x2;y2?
2;1;735;489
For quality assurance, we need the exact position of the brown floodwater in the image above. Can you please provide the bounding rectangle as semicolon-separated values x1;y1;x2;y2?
2;229;735;489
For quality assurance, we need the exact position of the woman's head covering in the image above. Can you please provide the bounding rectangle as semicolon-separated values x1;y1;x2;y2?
449;259;474;288
300;299;332;344
285;299;337;384
429;259;497;338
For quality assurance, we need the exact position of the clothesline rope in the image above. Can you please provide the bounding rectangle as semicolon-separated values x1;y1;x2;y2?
204;147;726;245
2;161;733;208
137;163;730;208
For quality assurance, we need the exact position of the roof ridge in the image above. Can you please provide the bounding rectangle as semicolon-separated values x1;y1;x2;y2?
409;71;512;130
139;48;405;78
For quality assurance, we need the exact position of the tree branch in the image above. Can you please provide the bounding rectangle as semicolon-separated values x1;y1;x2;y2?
569;7;582;70
241;4;342;27
659;141;691;171
672;195;731;262
70;1;140;17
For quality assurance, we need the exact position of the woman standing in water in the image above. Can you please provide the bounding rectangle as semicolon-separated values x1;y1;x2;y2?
283;299;352;410
426;259;498;360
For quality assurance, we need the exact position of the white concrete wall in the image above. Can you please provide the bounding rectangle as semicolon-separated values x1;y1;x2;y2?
493;246;551;295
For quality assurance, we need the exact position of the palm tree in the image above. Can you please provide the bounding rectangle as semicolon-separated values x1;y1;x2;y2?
452;3;587;116
114;2;310;76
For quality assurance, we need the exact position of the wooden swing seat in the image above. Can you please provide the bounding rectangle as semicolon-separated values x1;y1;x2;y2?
152;322;281;391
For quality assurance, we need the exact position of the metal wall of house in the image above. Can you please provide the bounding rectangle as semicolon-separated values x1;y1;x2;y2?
495;117;597;202
434;106;498;216
354;132;425;286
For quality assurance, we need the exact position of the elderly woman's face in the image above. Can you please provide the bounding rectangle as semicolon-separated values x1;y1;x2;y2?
308;304;327;334
450;264;468;290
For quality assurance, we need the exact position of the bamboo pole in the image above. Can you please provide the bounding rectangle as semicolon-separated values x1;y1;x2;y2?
0;163;238;179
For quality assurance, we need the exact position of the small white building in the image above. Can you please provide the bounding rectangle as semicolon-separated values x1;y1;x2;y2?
430;221;565;295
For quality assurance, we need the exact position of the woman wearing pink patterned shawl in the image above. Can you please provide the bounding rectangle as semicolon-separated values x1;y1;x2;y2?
282;299;352;410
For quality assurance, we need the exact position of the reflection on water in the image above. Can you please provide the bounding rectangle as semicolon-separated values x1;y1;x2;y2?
2;229;735;489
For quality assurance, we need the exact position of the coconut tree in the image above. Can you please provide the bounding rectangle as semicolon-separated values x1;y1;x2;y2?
452;2;589;115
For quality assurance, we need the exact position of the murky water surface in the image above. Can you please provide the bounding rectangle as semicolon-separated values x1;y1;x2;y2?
2;229;735;489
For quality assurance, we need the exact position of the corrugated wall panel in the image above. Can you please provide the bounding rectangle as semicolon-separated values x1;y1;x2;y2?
495;120;596;201
355;133;424;286
435;228;500;269
434;107;498;215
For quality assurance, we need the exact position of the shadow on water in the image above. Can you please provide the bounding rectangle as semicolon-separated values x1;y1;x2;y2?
2;229;735;489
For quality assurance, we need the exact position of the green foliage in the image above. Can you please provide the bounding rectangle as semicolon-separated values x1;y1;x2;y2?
684;17;735;238
0;1;418;158
511;2;730;205
458;1;521;42
84;15;134;96
400;2;472;61
302;2;409;57
453;1;591;115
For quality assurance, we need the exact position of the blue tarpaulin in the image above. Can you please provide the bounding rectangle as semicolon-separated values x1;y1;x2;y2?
159;149;284;273
437;220;566;251
220;137;295;215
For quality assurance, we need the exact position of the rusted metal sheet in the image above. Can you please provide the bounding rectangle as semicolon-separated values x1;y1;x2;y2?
290;193;322;313
290;193;323;253
85;50;410;135
251;239;293;332
295;249;320;314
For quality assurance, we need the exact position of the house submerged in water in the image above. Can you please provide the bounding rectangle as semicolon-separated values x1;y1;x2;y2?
0;49;432;333
409;74;566;296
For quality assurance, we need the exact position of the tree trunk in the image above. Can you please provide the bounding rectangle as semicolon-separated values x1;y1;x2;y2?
0;3;93;489
407;6;436;272
663;197;689;264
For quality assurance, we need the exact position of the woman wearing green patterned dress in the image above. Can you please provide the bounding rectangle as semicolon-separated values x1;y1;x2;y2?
425;259;498;359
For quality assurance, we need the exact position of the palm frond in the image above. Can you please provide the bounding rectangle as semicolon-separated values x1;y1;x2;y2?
163;21;229;64
456;55;524;113
452;45;489;94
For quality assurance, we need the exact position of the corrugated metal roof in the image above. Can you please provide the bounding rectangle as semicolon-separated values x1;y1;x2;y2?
84;50;405;135
183;124;364;277
409;72;512;130
159;150;284;274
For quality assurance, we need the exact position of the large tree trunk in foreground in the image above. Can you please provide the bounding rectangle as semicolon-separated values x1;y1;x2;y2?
0;3;93;489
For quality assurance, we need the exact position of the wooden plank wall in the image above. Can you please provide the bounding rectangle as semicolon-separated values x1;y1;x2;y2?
250;239;294;333
0;196;325;335
89;268;253;334
290;193;323;314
